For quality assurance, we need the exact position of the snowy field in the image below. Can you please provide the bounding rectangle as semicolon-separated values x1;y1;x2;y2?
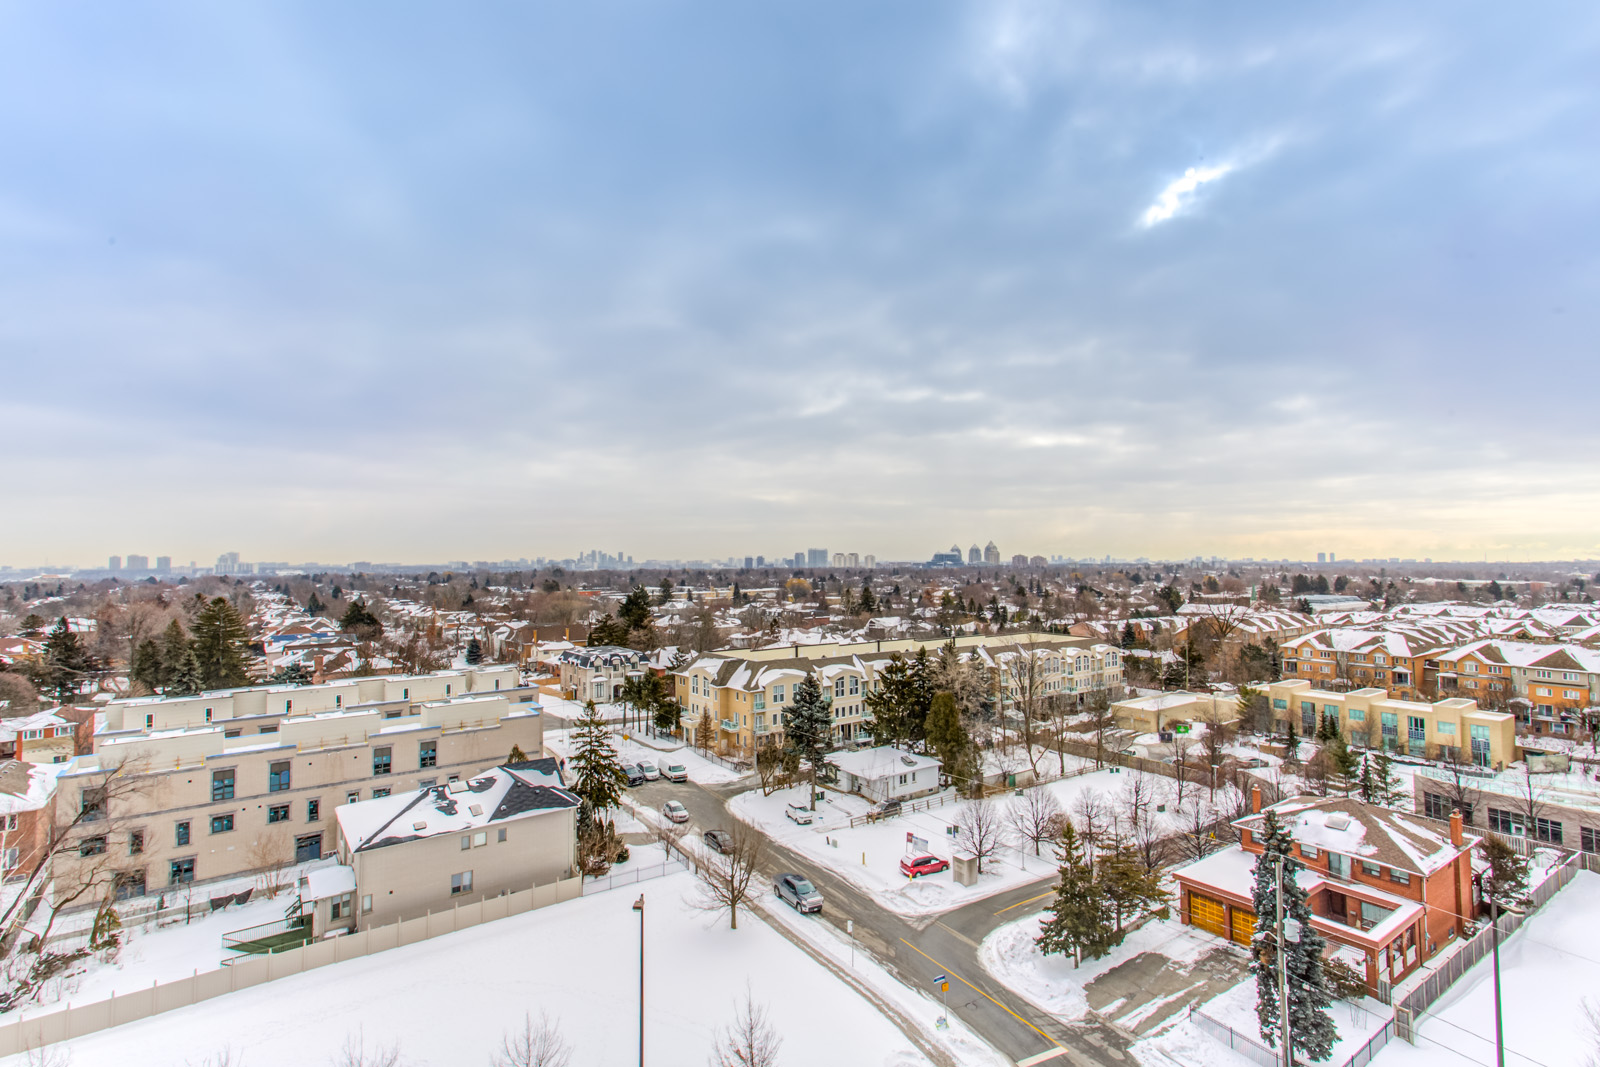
1035;766;1233;839
729;785;1052;916
1369;869;1600;1067
543;726;744;786
1136;978;1392;1067
1;872;940;1067
980;910;1224;1023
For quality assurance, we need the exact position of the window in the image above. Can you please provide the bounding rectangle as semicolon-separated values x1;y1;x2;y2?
268;804;290;824
260;725;278;734
336;695;343;707
269;761;292;792
419;778;436;789
1361;861;1383;877
330;893;352;920
145;713;154;729
373;747;392;776
461;836;471;851
450;871;473;895
1324;704;1340;717
834;679;846;698
129;829;144;855
691;677;700;695
402;687;409;699
225;729;242;738
79;836;107;856
1534;817;1563;845
362;894;373;914
445;684;451;696
1388;868;1411;886
498;828;507;843
285;699;292;713
372;787;390;799
170;858;195;885
1348;706;1365;722
474;831;487;847
773;684;785;703
1300;844;1319;860
419;740;437;769
80;787;105;821
849;676;860;695
1272;698;1288;710
307;798;320;821
175;821;191;845
211;814;234;834
1436;721;1455;735
204;707;213;722
1488;808;1523;835
1424;793;1453;821
1583;827;1598;854
211;769;235;802
296;833;323;862
346;791;360;804
753;694;765;711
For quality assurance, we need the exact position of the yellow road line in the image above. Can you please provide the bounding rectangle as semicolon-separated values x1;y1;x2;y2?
897;938;1061;1050
993;888;1056;916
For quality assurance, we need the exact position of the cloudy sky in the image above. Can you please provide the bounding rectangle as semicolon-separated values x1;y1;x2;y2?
3;1;1597;567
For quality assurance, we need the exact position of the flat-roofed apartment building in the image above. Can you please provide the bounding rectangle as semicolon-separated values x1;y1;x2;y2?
1267;679;1516;768
53;667;542;902
674;633;1125;757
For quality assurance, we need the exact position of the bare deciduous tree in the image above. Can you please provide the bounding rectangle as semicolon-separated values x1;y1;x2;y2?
955;799;1006;874
334;1029;403;1067
696;823;765;930
492;1012;573;1067
1071;790;1110;862
710;986;782;1067
1006;789;1065;856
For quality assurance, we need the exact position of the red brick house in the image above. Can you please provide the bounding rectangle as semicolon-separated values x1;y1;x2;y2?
1172;788;1475;994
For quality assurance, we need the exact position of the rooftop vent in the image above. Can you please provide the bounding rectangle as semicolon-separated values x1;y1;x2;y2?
468;804;483;817
412;821;427;831
447;780;469;794
900;755;916;766
1325;813;1352;831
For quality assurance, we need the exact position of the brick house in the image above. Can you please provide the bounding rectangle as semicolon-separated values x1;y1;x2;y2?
1172;788;1475;994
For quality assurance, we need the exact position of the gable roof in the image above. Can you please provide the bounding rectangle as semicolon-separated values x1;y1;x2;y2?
337;761;576;853
1236;794;1472;876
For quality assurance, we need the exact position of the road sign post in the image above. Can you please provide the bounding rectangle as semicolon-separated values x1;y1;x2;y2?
933;974;949;1029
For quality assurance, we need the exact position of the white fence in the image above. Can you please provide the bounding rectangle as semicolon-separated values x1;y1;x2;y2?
0;875;583;1057
1191;1006;1397;1067
580;856;689;896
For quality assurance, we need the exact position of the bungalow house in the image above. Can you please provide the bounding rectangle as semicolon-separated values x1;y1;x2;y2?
1172;788;1475;995
331;759;579;931
829;746;942;804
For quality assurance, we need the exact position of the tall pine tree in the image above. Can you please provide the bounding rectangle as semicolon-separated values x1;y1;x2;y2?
924;691;977;795
783;674;833;811
1036;821;1115;967
1250;810;1338;1060
167;646;204;697
190;597;252;690
40;617;91;703
568;701;628;824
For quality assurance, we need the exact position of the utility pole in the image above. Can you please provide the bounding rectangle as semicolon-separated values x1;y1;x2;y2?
633;894;645;1067
1491;898;1505;1067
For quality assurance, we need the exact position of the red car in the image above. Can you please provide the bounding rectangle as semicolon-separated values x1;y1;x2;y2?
900;853;950;878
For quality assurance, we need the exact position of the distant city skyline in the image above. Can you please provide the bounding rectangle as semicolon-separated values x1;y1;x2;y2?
2;5;1597;563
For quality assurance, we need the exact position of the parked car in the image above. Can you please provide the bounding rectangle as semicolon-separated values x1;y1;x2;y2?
900;853;949;878
867;799;902;821
785;803;814;825
774;872;823;914
638;759;660;781
662;800;690;824
703;830;734;854
622;764;646;786
1237;757;1269;768
663;763;689;783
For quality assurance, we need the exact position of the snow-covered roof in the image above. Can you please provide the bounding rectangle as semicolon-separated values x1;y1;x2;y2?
301;864;357;900
829;745;940;781
1237;795;1474;876
337;759;575;853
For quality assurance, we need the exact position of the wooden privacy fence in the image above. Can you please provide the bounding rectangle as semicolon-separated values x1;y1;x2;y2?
0;875;583;1057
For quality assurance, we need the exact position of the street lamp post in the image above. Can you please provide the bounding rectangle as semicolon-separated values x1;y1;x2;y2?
633;894;645;1067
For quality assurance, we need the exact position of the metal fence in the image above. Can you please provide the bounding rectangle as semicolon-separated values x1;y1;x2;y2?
846;790;958;829
1192;1005;1396;1067
1393;850;1584;1041
580;856;689;896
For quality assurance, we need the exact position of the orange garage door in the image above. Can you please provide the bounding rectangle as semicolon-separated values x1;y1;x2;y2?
1189;893;1227;938
1230;908;1256;945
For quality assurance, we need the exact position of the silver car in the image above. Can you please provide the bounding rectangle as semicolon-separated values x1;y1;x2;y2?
638;759;660;781
774;872;823;914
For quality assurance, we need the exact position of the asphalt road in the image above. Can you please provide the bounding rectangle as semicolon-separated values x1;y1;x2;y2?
628;776;1136;1067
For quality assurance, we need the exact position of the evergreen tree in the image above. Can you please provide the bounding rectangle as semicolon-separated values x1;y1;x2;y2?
924;691;977;795
586;614;631;648
466;638;483;665
339;599;383;640
40;617;91;703
1099;843;1167;934
617;586;653;632
655;578;674;605
1324;731;1361;796
268;662;314;685
159;619;190;689
859;582;877;615
568;702;628;822
506;743;529;764
1250;811;1338;1060
306;592;326;615
131;638;163;693
1371;750;1408;806
652;697;683;734
783;675;833;811
167;646;204;697
1119;621;1137;649
1480;835;1529;911
190;597;252;690
1358;754;1375;803
1284;718;1300;764
1036;821;1115;967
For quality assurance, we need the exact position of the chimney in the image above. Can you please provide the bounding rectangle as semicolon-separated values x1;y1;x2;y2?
1449;808;1463;848
1251;784;1263;814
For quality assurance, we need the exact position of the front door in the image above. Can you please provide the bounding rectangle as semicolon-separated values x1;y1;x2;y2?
295;833;323;863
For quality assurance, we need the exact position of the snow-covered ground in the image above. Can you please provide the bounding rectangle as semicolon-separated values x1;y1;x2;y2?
729;785;1051;916
980;910;1223;1023
1035;766;1232;839
2;872;941;1067
1137;978;1392;1067
544;727;744;786
1369;868;1600;1067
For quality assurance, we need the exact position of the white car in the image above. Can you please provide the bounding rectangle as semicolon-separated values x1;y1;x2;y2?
637;759;660;781
662;800;690;824
785;803;815;825
663;764;689;783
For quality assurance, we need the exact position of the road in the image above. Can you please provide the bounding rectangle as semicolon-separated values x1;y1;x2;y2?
628;775;1137;1067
